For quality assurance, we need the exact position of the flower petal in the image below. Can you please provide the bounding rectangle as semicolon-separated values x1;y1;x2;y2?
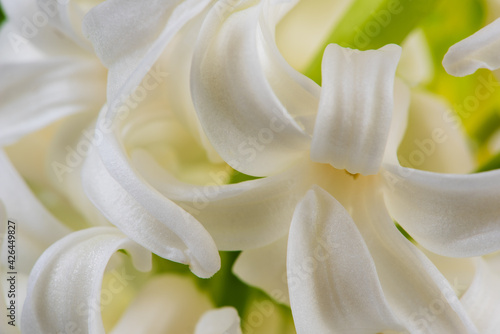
310;44;402;175
82;0;212;108
275;0;353;71
353;181;477;333
132;149;310;250
382;78;411;166
461;253;500;333
195;307;242;334
443;18;500;76
395;91;474;174
233;236;289;305
150;8;221;163
34;0;99;51
82;143;220;278
21;227;152;334
418;247;476;298
0;56;105;146
382;165;500;257
0;150;70;274
0;0;85;55
191;0;312;176
397;29;434;86
287;186;404;333
110;274;213;334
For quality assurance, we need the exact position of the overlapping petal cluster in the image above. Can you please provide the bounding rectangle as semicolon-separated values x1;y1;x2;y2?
1;0;500;333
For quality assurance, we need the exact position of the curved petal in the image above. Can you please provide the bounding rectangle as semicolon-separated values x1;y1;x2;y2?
21;227;152;334
233;236;289;305
151;7;222;163
443;18;500;76
0;150;70;274
195;307;242;334
110;274;213;334
82;143;221;278
275;0;353;72
259;0;321;134
0;56;106;146
191;0;312;176
46;112;111;227
397;29;434;87
4;120;62;187
34;0;100;52
418;247;476;299
394;91;474;174
382;165;500;257
132;149;310;250
382;78;411;166
310;44;401;175
287;186;404;334
461;252;500;333
354;180;477;333
0;0;86;55
82;0;212;108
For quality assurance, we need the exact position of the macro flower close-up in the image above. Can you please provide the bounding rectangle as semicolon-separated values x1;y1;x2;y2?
1;0;500;333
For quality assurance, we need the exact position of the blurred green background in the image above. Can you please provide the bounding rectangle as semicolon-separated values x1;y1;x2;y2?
0;4;5;24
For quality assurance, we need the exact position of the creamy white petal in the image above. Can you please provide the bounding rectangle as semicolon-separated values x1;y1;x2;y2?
382;165;500;257
0;150;70;274
394;91;474;174
110;274;213;334
82;0;212;108
397;29;434;86
4;120;62;187
132;149;310;250
34;0;100;51
152;7;221;163
0;56;105;146
195;307;242;334
461;253;500;333
21;227;152;334
418;248;476;299
310;44;401;175
443;18;500;76
191;0;311;176
0;0;89;56
82;143;220;278
287;186;404;334
275;0;353;72
382;78;411;166
354;181;477;333
0;22;45;62
233;236;289;305
46;112;111;227
259;0;321;135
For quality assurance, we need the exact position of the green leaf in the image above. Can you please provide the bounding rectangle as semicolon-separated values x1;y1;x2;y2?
304;0;440;84
475;150;500;173
229;169;262;184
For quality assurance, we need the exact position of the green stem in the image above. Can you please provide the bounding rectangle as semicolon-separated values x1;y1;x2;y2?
209;251;251;314
304;0;440;84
